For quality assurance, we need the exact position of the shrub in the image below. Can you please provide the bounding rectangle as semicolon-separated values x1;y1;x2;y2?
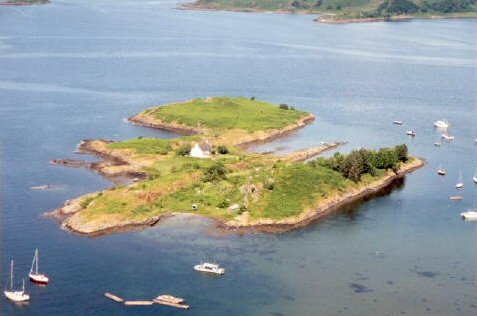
176;143;192;156
80;196;94;208
203;163;228;182
217;145;229;155
217;199;230;209
279;103;289;110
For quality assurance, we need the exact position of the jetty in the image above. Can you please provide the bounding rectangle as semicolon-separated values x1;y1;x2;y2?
124;300;154;306
104;292;124;303
153;295;190;309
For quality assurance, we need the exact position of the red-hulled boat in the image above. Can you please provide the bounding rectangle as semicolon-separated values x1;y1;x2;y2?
29;249;49;285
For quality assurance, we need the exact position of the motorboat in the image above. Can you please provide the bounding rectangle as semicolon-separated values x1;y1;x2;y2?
406;130;416;137
434;120;449;129
4;260;30;303
393;120;404;125
460;211;477;221
194;262;225;275
441;134;454;141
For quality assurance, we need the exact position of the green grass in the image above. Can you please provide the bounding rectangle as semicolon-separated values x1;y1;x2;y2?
146;97;308;132
108;136;201;155
250;163;350;219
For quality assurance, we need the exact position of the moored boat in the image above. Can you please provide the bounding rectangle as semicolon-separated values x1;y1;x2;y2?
393;120;404;125
437;165;446;176
456;171;464;189
441;134;454;141
406;130;416;137
194;262;225;275
29;249;49;285
460;211;477;221
434;120;449;129
4;260;30;303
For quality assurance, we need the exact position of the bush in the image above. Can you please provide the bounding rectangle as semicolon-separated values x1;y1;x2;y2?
217;145;229;155
217;199;230;209
176;143;192;156
203;163;228;182
80;196;94;208
279;103;289;110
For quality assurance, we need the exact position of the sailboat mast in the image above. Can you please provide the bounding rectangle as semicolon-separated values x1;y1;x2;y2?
36;249;39;274
10;260;13;290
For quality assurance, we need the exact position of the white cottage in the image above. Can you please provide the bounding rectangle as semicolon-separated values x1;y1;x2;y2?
190;142;212;159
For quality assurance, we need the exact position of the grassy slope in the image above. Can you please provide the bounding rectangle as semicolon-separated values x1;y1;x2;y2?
144;97;308;132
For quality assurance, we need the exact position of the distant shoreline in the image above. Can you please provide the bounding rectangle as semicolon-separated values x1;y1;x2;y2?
0;0;49;5
179;2;477;24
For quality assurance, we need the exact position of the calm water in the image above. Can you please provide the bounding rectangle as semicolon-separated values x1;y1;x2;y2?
1;0;476;315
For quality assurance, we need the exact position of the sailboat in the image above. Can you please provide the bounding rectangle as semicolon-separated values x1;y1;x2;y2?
456;171;464;189
4;260;30;302
29;249;49;284
437;164;446;176
473;166;477;184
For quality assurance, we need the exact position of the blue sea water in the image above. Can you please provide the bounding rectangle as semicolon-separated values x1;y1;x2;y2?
0;0;476;315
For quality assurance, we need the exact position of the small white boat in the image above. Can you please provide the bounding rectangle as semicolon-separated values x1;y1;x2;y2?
434;120;449;129
433;142;441;147
393;120;404;125
406;130;416;137
437;165;446;176
456;171;464;189
460;211;477;221
473;175;477;184
441;134;454;141
4;260;30;303
29;249;49;285
194;262;225;275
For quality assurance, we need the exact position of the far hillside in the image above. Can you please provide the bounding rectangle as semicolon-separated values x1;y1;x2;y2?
185;0;477;22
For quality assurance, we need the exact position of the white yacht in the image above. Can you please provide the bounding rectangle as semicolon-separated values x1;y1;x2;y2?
434;120;449;129
460;211;477;221
194;262;225;275
393;120;404;125
406;130;416;137
4;260;30;303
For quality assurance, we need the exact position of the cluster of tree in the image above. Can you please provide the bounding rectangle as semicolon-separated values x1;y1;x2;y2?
421;0;476;13
377;0;419;15
310;144;408;182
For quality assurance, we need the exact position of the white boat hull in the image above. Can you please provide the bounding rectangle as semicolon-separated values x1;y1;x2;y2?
473;176;477;183
194;265;225;275
29;272;49;284
461;211;477;221
4;290;30;302
456;183;464;189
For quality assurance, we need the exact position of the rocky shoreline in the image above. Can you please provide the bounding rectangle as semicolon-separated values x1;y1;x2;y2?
221;158;425;233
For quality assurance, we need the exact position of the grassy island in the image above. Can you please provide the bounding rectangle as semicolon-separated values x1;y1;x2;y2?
181;0;476;23
50;97;423;236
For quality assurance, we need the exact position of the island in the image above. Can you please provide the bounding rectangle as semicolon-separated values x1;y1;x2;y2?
47;96;424;236
181;0;477;23
0;0;50;5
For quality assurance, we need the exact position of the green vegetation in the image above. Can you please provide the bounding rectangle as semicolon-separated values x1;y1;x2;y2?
65;97;420;235
75;140;414;226
311;144;409;182
189;0;476;20
144;97;307;133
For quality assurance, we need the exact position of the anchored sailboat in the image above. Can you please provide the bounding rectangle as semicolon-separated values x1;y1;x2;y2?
29;249;49;284
456;171;464;189
4;260;30;302
437;164;446;176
